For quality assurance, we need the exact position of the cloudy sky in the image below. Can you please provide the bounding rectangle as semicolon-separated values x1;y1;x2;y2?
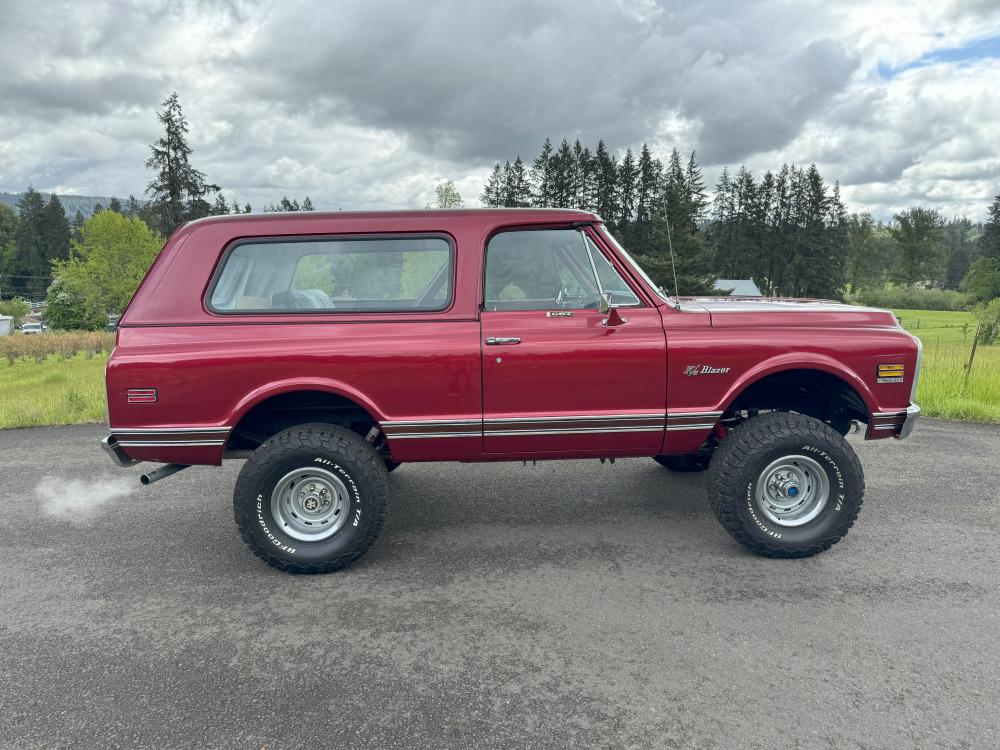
1;0;998;219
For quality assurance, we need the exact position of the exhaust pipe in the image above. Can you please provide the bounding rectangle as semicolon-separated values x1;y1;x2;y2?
140;463;191;485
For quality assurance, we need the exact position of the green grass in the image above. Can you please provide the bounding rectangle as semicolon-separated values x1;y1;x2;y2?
890;308;979;344
0;352;109;429
890;308;1000;423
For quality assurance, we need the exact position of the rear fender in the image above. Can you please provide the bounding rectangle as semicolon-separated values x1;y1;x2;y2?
227;378;387;431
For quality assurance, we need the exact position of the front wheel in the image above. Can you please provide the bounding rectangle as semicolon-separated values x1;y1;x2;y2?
233;423;388;573
707;411;864;558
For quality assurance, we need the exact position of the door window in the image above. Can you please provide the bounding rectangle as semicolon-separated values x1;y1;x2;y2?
484;229;640;311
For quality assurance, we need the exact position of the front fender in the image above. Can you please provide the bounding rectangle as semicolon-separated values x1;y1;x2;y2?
715;352;878;415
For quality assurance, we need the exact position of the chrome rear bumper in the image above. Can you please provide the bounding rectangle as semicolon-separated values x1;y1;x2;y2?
102;435;141;467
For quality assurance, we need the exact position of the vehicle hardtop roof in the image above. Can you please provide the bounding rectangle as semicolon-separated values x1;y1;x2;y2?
184;207;601;228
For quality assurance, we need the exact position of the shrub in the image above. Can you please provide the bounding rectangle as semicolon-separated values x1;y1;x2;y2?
44;277;105;331
845;284;970;311
0;296;31;326
974;298;1000;345
963;257;1000;303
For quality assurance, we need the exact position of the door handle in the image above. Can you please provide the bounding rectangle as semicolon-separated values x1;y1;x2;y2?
485;337;521;345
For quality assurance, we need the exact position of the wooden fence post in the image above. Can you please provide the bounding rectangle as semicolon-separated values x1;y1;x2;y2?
965;325;981;382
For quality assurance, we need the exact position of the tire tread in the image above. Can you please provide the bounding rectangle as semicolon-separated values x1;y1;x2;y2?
233;423;388;574
707;411;865;558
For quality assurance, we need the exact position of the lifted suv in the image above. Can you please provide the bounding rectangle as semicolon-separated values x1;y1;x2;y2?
103;209;920;573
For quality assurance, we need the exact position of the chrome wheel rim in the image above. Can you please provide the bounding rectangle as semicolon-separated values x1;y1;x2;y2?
754;455;829;527
270;467;351;542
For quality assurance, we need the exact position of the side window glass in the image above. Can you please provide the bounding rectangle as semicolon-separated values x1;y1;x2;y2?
484;229;602;311
209;236;452;312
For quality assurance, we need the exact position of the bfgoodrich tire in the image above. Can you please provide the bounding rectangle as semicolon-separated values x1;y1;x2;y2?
707;411;864;558
233;423;388;573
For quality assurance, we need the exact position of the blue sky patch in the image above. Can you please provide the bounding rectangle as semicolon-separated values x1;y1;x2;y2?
879;35;1000;79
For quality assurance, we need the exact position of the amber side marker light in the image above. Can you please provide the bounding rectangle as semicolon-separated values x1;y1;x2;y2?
876;364;905;384
127;388;158;404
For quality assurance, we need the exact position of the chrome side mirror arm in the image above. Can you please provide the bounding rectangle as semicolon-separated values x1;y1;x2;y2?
598;292;613;314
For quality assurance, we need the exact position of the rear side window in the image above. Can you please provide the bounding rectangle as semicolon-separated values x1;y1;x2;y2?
208;236;453;313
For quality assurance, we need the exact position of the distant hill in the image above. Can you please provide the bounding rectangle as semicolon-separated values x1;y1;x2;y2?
0;191;126;219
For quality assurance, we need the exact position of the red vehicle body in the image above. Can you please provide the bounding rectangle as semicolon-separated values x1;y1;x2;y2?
103;208;920;572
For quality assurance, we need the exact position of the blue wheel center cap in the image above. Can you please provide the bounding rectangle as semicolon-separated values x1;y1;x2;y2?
787;486;799;497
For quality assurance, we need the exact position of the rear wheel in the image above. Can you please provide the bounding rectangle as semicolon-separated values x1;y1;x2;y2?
707;411;864;558
233;423;388;573
654;453;711;472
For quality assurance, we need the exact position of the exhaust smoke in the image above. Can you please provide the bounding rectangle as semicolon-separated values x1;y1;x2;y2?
38;476;135;521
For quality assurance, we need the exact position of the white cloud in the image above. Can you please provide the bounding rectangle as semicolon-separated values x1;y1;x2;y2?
0;0;998;218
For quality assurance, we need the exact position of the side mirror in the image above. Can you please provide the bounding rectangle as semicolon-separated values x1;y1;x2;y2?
598;292;613;314
599;292;627;327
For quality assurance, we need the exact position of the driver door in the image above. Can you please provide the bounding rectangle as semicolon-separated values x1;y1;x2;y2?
480;227;667;457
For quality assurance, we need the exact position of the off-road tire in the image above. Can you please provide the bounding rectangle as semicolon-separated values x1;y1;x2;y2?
654;453;711;472
233;423;388;573
707;411;864;558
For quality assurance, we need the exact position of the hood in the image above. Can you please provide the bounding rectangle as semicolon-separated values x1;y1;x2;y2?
677;296;900;329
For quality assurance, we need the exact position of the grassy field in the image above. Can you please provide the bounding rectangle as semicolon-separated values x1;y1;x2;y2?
890;308;1000;423
0;352;109;429
891;308;979;344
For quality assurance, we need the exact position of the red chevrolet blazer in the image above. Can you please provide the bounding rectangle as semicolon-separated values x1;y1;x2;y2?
102;208;921;573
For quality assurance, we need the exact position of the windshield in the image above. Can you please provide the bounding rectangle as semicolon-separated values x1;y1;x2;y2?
598;226;673;302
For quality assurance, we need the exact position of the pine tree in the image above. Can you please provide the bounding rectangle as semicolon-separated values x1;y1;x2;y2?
41;194;71;265
71;210;86;242
499;161;515;206
124;195;142;218
481;163;504;207
630;148;715;296
145;92;220;235
531;138;554;207
890;207;947;286
593;140;618;226
12;187;47;298
92;203;104;215
570;140;587;209
302;196;315;211
962;193;1000;301
108;197;123;214
978;193;1000;261
507;157;532;207
211;193;229;215
0;203;18;291
617;149;637;229
244;203;252;214
941;218;975;290
684;151;707;218
549;139;576;208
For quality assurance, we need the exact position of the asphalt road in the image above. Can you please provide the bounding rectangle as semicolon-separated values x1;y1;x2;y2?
1;419;998;749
